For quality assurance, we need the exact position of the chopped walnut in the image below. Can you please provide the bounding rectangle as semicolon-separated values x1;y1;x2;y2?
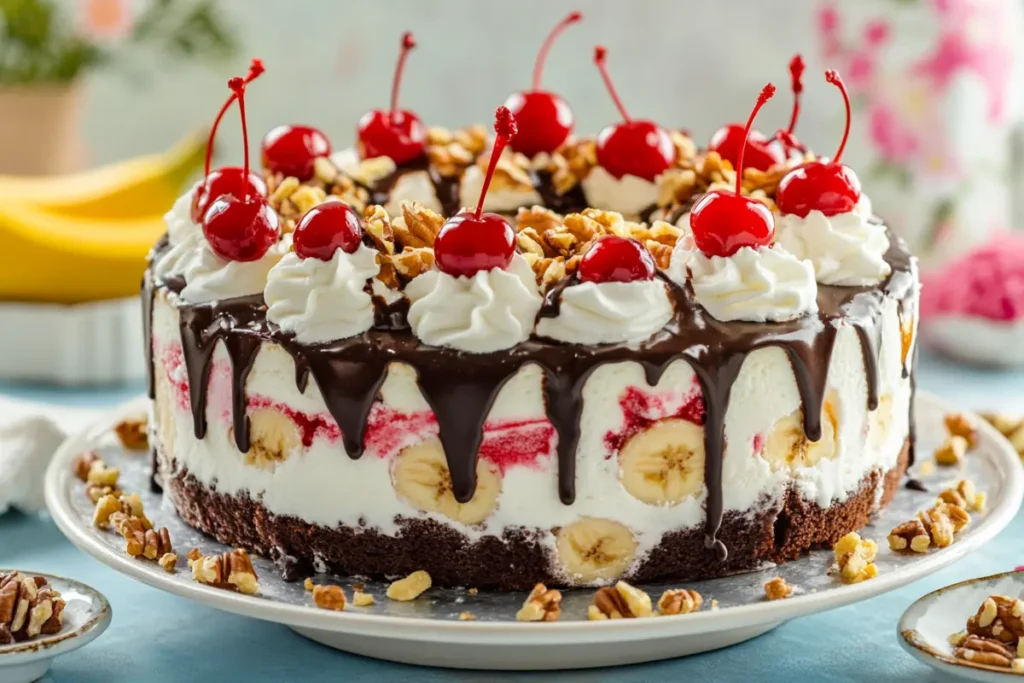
551;139;597;195
190;549;259;595
352;590;375;607
764;577;793;601
515;583;562;622
0;572;65;643
186;547;202;567
935;435;968;467
832;532;878;584
362;205;395;254
967;595;1024;643
946;479;986;513
887;518;931;553
114;416;148;451
945;412;979;448
393;201;443;249
158;553;178;573
312;585;347;611
425;125;487;177
85;484;121;504
458;611;476;621
515;205;564;235
72;450;102;481
589;581;653;619
86;460;119;488
656;588;703;616
349;155;397;187
94;492;150;530
918;502;968;546
386;570;431;602
111;512;169;560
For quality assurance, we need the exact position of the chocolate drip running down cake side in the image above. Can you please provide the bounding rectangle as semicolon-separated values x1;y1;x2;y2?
143;28;919;589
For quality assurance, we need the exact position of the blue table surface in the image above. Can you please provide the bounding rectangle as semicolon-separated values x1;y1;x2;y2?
3;350;1024;683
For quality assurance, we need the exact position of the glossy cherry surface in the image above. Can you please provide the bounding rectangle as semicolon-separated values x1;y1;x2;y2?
593;46;676;181
202;76;280;262
776;70;861;218
578;236;656;284
708;123;781;172
504;12;581;158
192;58;266;223
433;106;518;278
260;124;332;181
357;32;426;165
190;166;266;223
690;84;777;258
293;201;364;260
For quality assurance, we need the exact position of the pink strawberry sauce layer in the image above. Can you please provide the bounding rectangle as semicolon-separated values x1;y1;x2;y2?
603;381;705;455
158;342;555;472
921;234;1024;322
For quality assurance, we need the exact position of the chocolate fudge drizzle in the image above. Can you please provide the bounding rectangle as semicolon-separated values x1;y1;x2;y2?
146;230;917;562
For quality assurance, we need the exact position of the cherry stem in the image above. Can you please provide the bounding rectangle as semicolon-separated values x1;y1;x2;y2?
532;11;582;91
474;106;518;218
593;46;630;123
228;76;250;202
785;54;805;136
734;83;776;195
390;32;416;119
825;69;851;164
202;58;264;183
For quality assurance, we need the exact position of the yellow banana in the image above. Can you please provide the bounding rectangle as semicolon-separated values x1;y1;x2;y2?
0;202;163;303
0;131;206;219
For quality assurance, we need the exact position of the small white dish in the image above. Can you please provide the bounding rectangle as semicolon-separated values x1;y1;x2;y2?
0;571;111;683
899;571;1024;682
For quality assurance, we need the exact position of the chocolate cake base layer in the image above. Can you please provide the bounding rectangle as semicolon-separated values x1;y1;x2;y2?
163;440;910;590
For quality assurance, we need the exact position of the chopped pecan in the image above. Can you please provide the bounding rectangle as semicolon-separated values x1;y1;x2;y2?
0;572;64;642
515;583;562;622
954;635;1015;668
656;588;703;615
967;595;1024;643
589;581;653;619
191;549;259;595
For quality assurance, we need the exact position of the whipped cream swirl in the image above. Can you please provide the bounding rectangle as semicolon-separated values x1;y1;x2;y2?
581;166;659;218
405;254;542;353
775;196;891;286
672;237;818;323
179;235;290;305
536;279;673;345
153;183;203;280
265;243;379;344
459;165;541;214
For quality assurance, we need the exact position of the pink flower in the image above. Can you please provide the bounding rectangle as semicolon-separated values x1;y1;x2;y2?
79;0;132;41
868;104;919;163
864;20;889;46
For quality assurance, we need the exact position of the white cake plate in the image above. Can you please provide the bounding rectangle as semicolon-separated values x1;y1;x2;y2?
45;392;1023;670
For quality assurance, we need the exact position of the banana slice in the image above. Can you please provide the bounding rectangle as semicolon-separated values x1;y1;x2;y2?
556;517;637;585
618;419;705;505
393;439;501;525
868;393;894;452
764;395;840;472
239;408;301;470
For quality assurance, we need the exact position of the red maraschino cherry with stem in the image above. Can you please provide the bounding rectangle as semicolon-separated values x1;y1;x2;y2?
433;107;519;278
191;58;269;222
593;46;676;181
293;201;364;261
261;123;332;181
202;76;281;262
690;84;778;258
776;70;862;218
774;54;806;155
503;11;582;158
357;31;426;165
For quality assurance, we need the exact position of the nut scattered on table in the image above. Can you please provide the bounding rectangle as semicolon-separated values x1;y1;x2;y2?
949;594;1024;672
515;583;562;622
935;435;968;467
312;585;346;611
386;570;431;602
656;588;703;615
587;581;654;620
832;532;878;583
114;416;149;451
352;590;375;607
0;572;65;644
190;548;260;595
764;577;793;601
944;413;978;449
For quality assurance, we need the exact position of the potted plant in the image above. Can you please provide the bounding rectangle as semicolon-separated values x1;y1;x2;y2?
0;0;235;174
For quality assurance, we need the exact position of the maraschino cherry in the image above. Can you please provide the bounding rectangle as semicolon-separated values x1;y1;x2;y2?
293;201;364;261
774;54;806;155
433;107;518;278
775;70;862;218
203;75;281;262
690;85;777;258
260;123;332;181
578;236;656;284
191;58;268;223
593;46;676;181
356;31;425;165
503;12;582;158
